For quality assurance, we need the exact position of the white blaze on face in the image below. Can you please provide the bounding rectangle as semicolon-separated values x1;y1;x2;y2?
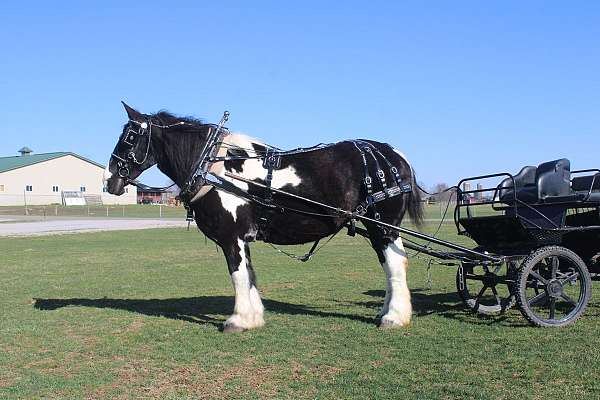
103;163;113;184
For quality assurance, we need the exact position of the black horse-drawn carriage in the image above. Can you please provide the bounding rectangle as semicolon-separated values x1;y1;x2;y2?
449;158;600;327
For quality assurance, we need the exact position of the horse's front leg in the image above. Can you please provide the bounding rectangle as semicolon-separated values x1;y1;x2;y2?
222;239;265;333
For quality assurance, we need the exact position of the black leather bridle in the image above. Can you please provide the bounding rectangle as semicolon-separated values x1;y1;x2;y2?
111;119;152;179
110;112;230;200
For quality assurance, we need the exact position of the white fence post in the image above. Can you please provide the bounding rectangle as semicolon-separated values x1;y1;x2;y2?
23;190;28;215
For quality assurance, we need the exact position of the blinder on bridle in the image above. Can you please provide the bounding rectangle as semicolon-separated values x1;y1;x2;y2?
111;119;152;180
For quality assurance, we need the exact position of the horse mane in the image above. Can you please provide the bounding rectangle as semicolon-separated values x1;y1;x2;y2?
153;111;209;132
148;111;269;187
150;111;213;186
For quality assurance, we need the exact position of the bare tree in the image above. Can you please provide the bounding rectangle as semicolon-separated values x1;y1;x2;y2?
429;183;455;203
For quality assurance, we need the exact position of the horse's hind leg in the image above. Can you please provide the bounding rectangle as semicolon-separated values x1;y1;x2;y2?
369;229;412;328
222;239;265;333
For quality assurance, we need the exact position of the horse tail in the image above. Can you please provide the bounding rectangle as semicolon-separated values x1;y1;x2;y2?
406;168;424;228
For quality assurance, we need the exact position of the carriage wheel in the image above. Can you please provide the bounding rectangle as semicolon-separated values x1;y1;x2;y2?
516;246;592;327
456;262;517;315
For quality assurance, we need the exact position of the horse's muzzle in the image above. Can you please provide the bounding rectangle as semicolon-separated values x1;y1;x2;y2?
106;176;126;195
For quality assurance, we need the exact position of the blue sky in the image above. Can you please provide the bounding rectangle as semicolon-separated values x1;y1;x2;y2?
1;1;599;187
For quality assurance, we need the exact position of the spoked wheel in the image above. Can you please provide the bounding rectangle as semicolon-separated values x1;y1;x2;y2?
456;262;517;315
516;246;592;327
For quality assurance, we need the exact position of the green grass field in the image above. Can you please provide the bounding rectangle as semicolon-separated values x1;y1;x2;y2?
1;223;600;399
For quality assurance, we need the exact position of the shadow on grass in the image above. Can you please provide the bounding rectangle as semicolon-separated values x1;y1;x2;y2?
361;289;465;317
361;289;525;327
33;296;376;328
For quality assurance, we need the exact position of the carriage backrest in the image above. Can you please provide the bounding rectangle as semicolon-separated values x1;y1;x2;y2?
536;158;571;201
498;159;572;204
571;173;600;192
498;165;538;202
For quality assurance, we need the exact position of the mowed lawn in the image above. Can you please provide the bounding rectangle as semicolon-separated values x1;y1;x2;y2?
1;224;600;399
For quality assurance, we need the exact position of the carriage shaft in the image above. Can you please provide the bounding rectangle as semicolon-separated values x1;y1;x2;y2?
222;172;503;263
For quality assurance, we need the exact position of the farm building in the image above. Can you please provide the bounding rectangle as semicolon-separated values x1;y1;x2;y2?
137;187;176;204
0;147;137;206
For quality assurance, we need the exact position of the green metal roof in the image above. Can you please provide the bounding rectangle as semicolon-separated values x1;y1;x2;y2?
0;152;105;174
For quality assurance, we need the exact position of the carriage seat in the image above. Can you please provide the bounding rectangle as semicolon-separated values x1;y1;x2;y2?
572;173;600;202
537;159;572;201
498;158;573;204
497;165;537;203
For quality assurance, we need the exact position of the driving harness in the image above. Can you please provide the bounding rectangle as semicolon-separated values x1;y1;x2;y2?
114;112;414;254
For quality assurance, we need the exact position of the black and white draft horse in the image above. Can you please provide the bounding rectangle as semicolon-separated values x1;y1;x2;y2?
105;103;423;332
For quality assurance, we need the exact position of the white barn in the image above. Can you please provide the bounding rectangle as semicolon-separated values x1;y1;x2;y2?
0;148;137;206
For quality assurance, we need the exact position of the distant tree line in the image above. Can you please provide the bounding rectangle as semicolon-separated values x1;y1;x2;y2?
419;182;457;203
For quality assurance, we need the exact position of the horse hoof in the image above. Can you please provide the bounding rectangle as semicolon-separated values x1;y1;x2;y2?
378;319;408;329
222;324;247;333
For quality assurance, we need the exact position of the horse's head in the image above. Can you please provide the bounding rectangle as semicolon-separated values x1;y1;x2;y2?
105;102;157;195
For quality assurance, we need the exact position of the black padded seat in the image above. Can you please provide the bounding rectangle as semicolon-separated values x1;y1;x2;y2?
572;173;600;202
585;192;600;202
572;173;600;191
498;166;538;203
536;159;571;201
499;158;573;204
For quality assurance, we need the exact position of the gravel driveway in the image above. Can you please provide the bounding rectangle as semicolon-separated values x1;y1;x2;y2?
0;218;188;237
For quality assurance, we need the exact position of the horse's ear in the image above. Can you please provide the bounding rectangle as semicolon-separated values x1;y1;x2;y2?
121;101;142;120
